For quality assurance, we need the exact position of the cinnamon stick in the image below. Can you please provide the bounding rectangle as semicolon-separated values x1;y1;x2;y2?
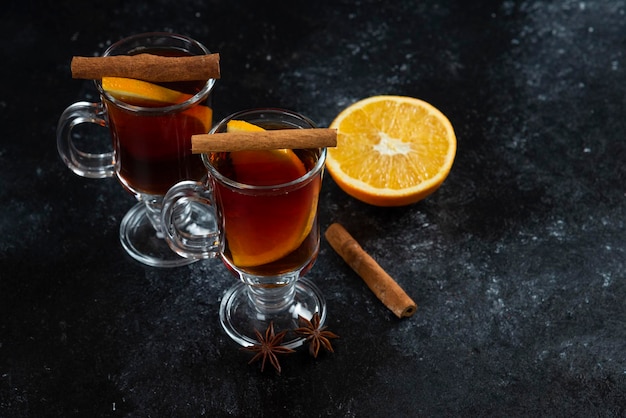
191;128;337;153
325;223;417;318
71;53;221;82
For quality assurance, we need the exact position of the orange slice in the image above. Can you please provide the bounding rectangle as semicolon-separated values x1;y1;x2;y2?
183;105;212;132
101;76;192;105
229;148;306;186
102;76;212;130
327;95;456;206
225;119;306;184
222;121;314;267
226;119;265;132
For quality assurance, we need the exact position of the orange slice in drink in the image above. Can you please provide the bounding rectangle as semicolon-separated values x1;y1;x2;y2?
102;77;192;105
226;119;265;132
183;105;212;132
327;95;456;206
102;76;212;130
222;121;314;267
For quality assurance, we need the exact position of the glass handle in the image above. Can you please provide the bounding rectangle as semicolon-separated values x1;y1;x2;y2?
161;180;222;259
56;101;115;178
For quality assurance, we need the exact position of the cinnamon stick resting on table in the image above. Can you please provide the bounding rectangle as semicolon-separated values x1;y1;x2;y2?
71;53;221;82
325;223;417;318
191;128;337;153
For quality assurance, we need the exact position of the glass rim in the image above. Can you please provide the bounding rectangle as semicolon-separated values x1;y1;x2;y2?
94;32;216;114
202;108;327;192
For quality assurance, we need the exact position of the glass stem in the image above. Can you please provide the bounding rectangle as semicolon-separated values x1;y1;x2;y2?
245;275;298;315
142;194;165;238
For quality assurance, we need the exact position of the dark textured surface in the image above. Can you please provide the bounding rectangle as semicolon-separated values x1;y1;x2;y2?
2;0;626;416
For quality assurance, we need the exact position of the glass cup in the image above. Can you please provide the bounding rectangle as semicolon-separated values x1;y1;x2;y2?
57;32;216;267
161;108;327;348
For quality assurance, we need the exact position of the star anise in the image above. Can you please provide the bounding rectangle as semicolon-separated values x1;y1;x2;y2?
242;321;295;373
294;312;339;358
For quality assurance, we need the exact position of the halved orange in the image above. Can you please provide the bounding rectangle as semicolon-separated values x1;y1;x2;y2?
327;95;456;206
222;120;314;267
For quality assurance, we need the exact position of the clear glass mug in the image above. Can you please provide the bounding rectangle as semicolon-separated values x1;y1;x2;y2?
161;108;327;348
56;32;216;267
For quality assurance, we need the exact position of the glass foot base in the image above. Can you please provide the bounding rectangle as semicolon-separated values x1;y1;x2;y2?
219;278;326;349
119;202;196;268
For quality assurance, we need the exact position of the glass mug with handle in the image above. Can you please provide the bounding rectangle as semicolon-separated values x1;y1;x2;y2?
57;32;216;267
162;108;327;348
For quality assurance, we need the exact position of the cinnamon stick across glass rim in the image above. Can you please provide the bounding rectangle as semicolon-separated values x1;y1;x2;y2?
191;128;337;153
71;53;221;82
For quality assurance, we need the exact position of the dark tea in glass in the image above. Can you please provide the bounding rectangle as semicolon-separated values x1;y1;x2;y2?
161;108;329;348
57;32;217;267
103;51;211;196
207;148;321;277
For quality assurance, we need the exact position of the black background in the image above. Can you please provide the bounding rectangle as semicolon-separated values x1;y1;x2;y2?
1;0;625;416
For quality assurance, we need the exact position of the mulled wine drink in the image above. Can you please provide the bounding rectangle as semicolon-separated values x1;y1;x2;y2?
57;32;217;267
161;108;328;348
104;56;211;196
207;148;322;278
